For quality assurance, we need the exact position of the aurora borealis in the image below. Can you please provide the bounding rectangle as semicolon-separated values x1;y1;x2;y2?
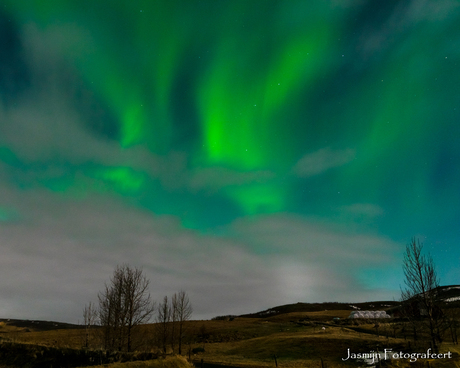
1;1;459;322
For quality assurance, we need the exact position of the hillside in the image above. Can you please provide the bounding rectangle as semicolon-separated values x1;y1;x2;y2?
238;284;460;319
0;318;82;332
1;287;460;367
239;301;400;319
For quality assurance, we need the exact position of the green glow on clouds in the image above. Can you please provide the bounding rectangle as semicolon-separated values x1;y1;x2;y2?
0;208;13;222
92;167;145;194
2;0;460;239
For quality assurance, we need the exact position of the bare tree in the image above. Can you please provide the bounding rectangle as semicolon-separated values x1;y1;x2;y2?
171;293;179;353
99;267;124;351
445;308;459;344
98;264;155;352
156;295;171;354
155;291;192;354
175;290;192;354
401;238;440;352
123;266;155;351
83;301;98;348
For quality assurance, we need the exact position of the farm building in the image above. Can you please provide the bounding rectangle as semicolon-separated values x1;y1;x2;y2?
348;310;391;319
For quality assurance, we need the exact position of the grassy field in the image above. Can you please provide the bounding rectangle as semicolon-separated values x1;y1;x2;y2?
1;311;460;367
79;356;194;368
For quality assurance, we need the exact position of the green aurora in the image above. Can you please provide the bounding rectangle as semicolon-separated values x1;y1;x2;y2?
1;0;459;311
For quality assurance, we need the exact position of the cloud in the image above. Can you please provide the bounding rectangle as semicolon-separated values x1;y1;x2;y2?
0;183;401;322
339;203;384;218
356;0;460;61
405;0;460;22
0;186;223;320
293;147;355;177
189;167;276;194
229;213;401;301
0;182;278;321
0;23;157;175
0;23;119;165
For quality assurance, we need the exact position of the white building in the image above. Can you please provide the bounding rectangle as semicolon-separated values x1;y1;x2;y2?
348;310;391;319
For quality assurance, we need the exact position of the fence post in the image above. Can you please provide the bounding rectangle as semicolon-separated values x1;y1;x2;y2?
274;354;278;367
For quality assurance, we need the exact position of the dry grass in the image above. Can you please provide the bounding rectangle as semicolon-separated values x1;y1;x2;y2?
189;325;409;367
0;323;25;334
2;313;460;368
78;355;194;368
1;327;87;347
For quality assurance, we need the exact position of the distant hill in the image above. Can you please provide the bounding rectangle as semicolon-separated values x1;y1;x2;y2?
0;318;82;332
383;284;460;317
393;284;460;306
435;285;460;304
240;285;460;319
239;301;400;319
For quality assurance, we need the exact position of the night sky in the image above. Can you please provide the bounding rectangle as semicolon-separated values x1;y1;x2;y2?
1;0;459;323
